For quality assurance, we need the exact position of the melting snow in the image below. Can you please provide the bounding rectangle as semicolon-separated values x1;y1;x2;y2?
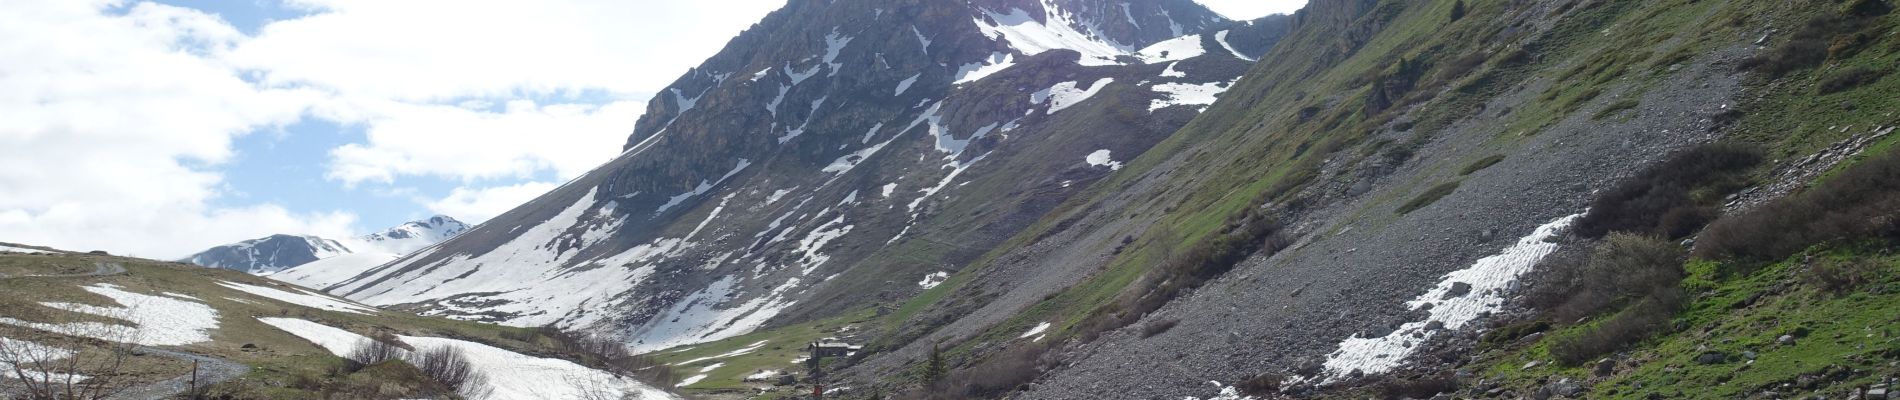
745;370;781;380
1085;149;1124;170
1318;214;1582;379
1135;34;1205;64
270;252;401;290
219;281;378;315
677;374;707;387
0;337;87;382
894;73;921;96
954;52;1017;84
1215;30;1256;62
911;26;932;54
0;245;49;254
973;4;1131;66
1019;322;1051;340
656;159;753;215
260;317;677;400
0;283;219;346
1033;78;1115;114
917;271;950;289
881;183;899;198
1159;61;1187;78
1149;80;1233;112
823;29;855;76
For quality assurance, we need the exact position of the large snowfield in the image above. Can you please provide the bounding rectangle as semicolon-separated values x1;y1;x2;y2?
266;252;400;290
258;317;678;400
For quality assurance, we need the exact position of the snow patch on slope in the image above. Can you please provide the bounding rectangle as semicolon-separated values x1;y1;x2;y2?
1149;80;1233;112
972;3;1132;66
1085;149;1124;170
0;284;219;346
1033;78;1115;114
1135;34;1205;64
1318;214;1582;379
270;252;401;290
219;281;379;314
954;52;1017;84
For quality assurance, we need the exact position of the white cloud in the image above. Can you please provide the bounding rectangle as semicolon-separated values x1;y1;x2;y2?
322;99;643;185
228;0;781;101
425;182;560;224
1193;0;1308;19
0;1;351;258
0;0;786;257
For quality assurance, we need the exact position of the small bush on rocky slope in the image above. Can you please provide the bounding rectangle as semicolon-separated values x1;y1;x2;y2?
1741;3;1889;78
1573;143;1762;239
1396;181;1460;215
1696;145;1900;263
1075;209;1291;342
1541;234;1687;365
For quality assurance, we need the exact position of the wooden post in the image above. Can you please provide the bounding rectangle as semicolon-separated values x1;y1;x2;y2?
189;359;200;399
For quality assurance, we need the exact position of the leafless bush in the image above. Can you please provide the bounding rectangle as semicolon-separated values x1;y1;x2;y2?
0;311;141;400
1573;143;1761;239
410;345;486;394
346;333;405;368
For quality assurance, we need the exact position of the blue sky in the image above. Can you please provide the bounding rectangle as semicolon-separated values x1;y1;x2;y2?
0;0;1302;259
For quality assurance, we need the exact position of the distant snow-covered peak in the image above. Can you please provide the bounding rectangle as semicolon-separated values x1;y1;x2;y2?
359;215;468;254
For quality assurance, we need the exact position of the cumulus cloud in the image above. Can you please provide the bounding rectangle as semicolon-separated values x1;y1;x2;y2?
424;182;560;224
322;99;644;185
0;1;348;258
0;0;784;257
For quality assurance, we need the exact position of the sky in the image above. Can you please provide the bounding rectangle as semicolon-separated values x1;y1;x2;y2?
0;0;1305;259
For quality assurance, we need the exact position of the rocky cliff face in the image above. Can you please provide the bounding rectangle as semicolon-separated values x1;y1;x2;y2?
323;0;1289;353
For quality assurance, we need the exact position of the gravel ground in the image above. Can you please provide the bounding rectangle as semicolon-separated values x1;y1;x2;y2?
1013;26;1758;400
110;347;249;400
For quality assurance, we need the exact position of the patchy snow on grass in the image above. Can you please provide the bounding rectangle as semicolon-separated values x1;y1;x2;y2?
0;337;87;382
1085;149;1124;170
0;283;219;346
219;281;377;315
1135;34;1205;64
0;245;49;254
677;374;707;387
972;5;1130;66
917;271;950;289
1033;78;1114;114
257;317;370;356
403;335;678;400
695;362;724;374
1019;322;1051;339
259;318;676;400
1215;30;1255;62
670;340;770;366
954;52;1016;84
1319;213;1582;380
1149;80;1233;112
745;370;781;380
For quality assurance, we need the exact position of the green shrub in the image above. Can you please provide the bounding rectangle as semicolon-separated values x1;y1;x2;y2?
1459;155;1505;176
1397;182;1460;215
1696;146;1900;262
1573;143;1761;239
1817;66;1885;94
1592;99;1639;120
1543;234;1686;365
1804;257;1885;295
